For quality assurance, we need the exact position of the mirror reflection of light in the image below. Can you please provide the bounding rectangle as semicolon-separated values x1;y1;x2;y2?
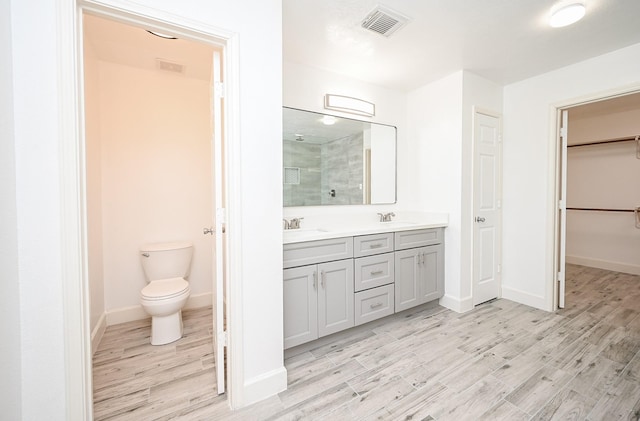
321;115;337;125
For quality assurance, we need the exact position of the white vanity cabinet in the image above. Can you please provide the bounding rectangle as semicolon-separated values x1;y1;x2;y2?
394;229;444;312
283;237;354;349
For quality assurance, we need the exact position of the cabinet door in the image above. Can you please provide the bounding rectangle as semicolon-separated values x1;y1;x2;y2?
317;259;354;338
283;265;318;349
418;244;444;304
394;248;421;312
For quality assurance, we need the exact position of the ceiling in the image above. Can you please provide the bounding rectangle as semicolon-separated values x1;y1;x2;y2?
283;0;640;91
84;2;640;93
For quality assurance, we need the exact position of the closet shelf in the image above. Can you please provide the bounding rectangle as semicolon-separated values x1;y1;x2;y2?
567;135;640;159
567;207;640;229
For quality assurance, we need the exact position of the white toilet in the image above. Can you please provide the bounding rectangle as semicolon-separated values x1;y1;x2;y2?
139;241;193;345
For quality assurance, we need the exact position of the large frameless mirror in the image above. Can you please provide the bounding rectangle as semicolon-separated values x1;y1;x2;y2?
283;107;397;206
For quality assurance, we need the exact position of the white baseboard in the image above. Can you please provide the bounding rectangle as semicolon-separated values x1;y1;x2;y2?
501;285;547;311
91;312;107;355
105;292;213;326
567;255;640;276
242;366;288;407
439;294;473;313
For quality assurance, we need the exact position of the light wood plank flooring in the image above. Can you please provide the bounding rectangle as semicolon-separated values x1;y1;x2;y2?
93;264;640;420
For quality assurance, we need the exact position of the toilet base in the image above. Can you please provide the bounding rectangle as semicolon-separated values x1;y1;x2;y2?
150;310;183;345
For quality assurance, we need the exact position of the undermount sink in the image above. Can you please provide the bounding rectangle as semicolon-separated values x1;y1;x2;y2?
283;228;329;235
379;221;417;228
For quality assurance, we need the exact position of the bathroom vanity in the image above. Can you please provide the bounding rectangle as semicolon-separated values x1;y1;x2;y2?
283;223;445;349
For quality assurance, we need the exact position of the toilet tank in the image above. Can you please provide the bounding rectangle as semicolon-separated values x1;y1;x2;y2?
140;241;193;282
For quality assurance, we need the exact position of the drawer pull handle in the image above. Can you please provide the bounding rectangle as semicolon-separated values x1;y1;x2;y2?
369;243;383;249
370;302;384;309
321;270;326;288
370;270;384;275
312;271;317;290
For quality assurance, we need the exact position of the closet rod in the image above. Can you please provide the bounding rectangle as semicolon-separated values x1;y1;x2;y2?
567;207;635;212
567;207;640;229
567;135;638;148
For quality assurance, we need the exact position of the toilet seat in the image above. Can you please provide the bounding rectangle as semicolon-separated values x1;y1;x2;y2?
141;277;189;301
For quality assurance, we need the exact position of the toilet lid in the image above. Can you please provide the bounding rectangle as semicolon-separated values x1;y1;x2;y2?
141;277;189;300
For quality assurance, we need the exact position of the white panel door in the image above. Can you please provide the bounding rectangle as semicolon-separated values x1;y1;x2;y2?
211;49;226;394
473;111;502;305
557;109;568;309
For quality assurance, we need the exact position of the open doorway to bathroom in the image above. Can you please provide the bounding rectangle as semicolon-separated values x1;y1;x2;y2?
82;11;229;417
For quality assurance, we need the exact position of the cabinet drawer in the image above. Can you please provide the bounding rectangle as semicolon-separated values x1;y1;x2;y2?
354;284;394;326
284;237;353;269
394;228;442;250
354;252;394;292
353;232;394;257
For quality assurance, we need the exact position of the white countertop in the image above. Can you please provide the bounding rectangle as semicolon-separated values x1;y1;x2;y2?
283;213;448;244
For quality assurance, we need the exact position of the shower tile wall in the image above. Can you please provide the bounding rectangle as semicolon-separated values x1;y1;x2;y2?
321;133;364;205
283;133;364;206
283;140;322;206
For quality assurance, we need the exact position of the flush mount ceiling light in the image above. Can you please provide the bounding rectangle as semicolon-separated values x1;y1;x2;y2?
324;94;375;117
146;30;177;39
549;1;586;28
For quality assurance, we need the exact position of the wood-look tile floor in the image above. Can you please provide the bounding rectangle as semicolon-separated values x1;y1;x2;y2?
93;264;640;420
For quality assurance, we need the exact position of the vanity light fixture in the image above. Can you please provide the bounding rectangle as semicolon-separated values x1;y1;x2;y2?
549;0;586;28
324;94;375;117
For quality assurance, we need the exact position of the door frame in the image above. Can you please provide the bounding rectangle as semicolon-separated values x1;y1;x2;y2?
58;1;242;417
550;85;640;310
471;107;503;306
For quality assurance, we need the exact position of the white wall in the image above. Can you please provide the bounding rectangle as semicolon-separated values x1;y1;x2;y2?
283;61;407;217
9;0;67;417
503;42;640;310
0;0;22;418
407;72;464;308
566;106;640;274
6;0;284;416
95;60;213;312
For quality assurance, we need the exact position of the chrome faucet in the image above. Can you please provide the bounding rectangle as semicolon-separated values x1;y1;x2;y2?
289;217;304;229
377;212;395;222
283;217;304;230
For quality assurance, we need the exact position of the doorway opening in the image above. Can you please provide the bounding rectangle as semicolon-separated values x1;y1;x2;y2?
554;90;640;310
81;9;229;417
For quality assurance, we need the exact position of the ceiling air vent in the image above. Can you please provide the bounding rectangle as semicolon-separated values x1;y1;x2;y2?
361;6;409;37
156;59;185;74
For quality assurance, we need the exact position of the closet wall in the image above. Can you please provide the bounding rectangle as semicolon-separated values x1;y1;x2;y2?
566;93;640;275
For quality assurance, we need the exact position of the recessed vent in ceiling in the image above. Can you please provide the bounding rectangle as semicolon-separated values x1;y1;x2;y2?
361;5;409;37
156;59;185;74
